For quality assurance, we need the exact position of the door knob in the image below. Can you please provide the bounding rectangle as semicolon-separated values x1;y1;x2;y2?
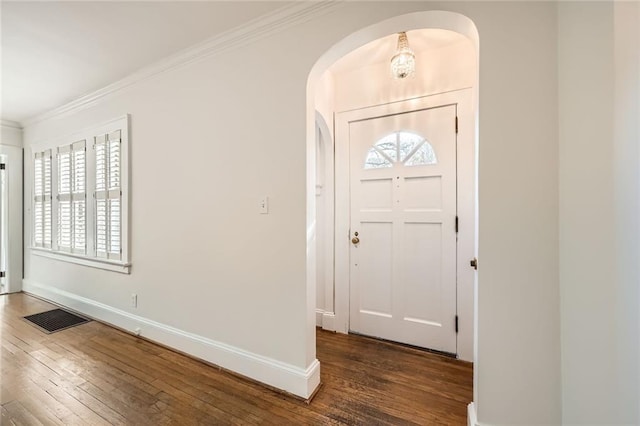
352;231;359;244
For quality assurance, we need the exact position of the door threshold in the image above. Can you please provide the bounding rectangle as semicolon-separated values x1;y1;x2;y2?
348;331;457;359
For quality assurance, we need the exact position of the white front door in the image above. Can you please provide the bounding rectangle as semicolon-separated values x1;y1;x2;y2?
348;105;457;353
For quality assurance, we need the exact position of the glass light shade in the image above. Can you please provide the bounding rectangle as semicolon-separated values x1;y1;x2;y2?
390;32;415;79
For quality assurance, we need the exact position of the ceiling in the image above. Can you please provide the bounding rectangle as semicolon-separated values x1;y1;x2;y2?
1;1;289;124
329;29;469;75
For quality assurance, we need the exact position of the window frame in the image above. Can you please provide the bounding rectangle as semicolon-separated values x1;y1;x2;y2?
363;131;438;169
30;115;130;274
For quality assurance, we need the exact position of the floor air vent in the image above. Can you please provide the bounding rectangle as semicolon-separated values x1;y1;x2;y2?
23;308;90;334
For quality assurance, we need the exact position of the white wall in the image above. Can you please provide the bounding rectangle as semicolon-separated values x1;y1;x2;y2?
23;25;318;396
613;4;640;424
21;1;565;422
559;2;640;424
0;122;23;294
470;2;561;423
0;124;22;148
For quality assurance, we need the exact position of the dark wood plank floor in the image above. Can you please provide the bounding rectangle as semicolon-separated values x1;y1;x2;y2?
0;293;472;425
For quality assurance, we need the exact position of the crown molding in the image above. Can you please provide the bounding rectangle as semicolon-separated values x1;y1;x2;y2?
1;119;23;130
22;1;342;128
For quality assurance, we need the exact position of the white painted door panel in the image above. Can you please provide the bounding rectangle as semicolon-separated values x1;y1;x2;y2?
349;105;457;353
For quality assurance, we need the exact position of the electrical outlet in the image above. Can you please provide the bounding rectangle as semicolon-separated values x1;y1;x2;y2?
131;293;137;308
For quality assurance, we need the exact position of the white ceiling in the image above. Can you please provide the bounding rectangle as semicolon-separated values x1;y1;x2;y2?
1;1;289;123
329;29;469;75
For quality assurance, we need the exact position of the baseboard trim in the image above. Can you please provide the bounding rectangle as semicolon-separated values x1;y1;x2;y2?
22;279;321;399
315;309;337;331
468;402;479;426
322;311;336;331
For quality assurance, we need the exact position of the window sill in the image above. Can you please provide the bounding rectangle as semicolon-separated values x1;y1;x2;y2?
31;247;131;274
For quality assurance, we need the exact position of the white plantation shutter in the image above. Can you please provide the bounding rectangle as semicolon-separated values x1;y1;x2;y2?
57;141;86;253
57;146;71;250
34;154;43;246
33;150;52;248
73;142;87;251
95;130;121;260
44;153;52;246
31;116;129;272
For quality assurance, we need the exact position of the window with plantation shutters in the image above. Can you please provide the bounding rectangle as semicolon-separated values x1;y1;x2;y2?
31;115;130;273
33;150;52;248
94;130;121;260
56;141;86;253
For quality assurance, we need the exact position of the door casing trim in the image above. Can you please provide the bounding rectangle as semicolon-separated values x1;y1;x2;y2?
332;88;476;361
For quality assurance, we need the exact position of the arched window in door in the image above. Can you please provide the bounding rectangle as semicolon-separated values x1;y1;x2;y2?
364;131;437;169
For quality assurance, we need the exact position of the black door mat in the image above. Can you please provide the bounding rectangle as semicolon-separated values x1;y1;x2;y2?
23;308;90;334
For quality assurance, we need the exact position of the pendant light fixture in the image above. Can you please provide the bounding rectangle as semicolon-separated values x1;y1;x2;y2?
390;31;415;79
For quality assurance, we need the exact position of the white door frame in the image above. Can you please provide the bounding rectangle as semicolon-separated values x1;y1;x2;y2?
0;154;7;294
0;146;23;295
314;112;337;330
333;88;475;361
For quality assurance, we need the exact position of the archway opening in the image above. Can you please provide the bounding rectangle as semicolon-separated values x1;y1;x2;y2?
306;10;480;402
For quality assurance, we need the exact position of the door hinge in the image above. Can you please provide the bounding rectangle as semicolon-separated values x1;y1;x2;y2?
455;216;459;233
455;116;459;134
0;163;5;170
455;315;459;333
470;257;478;270
0;271;5;278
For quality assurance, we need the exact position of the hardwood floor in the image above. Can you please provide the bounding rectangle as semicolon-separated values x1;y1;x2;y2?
0;293;472;425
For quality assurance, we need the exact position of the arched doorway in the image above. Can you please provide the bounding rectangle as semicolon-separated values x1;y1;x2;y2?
306;8;480;397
